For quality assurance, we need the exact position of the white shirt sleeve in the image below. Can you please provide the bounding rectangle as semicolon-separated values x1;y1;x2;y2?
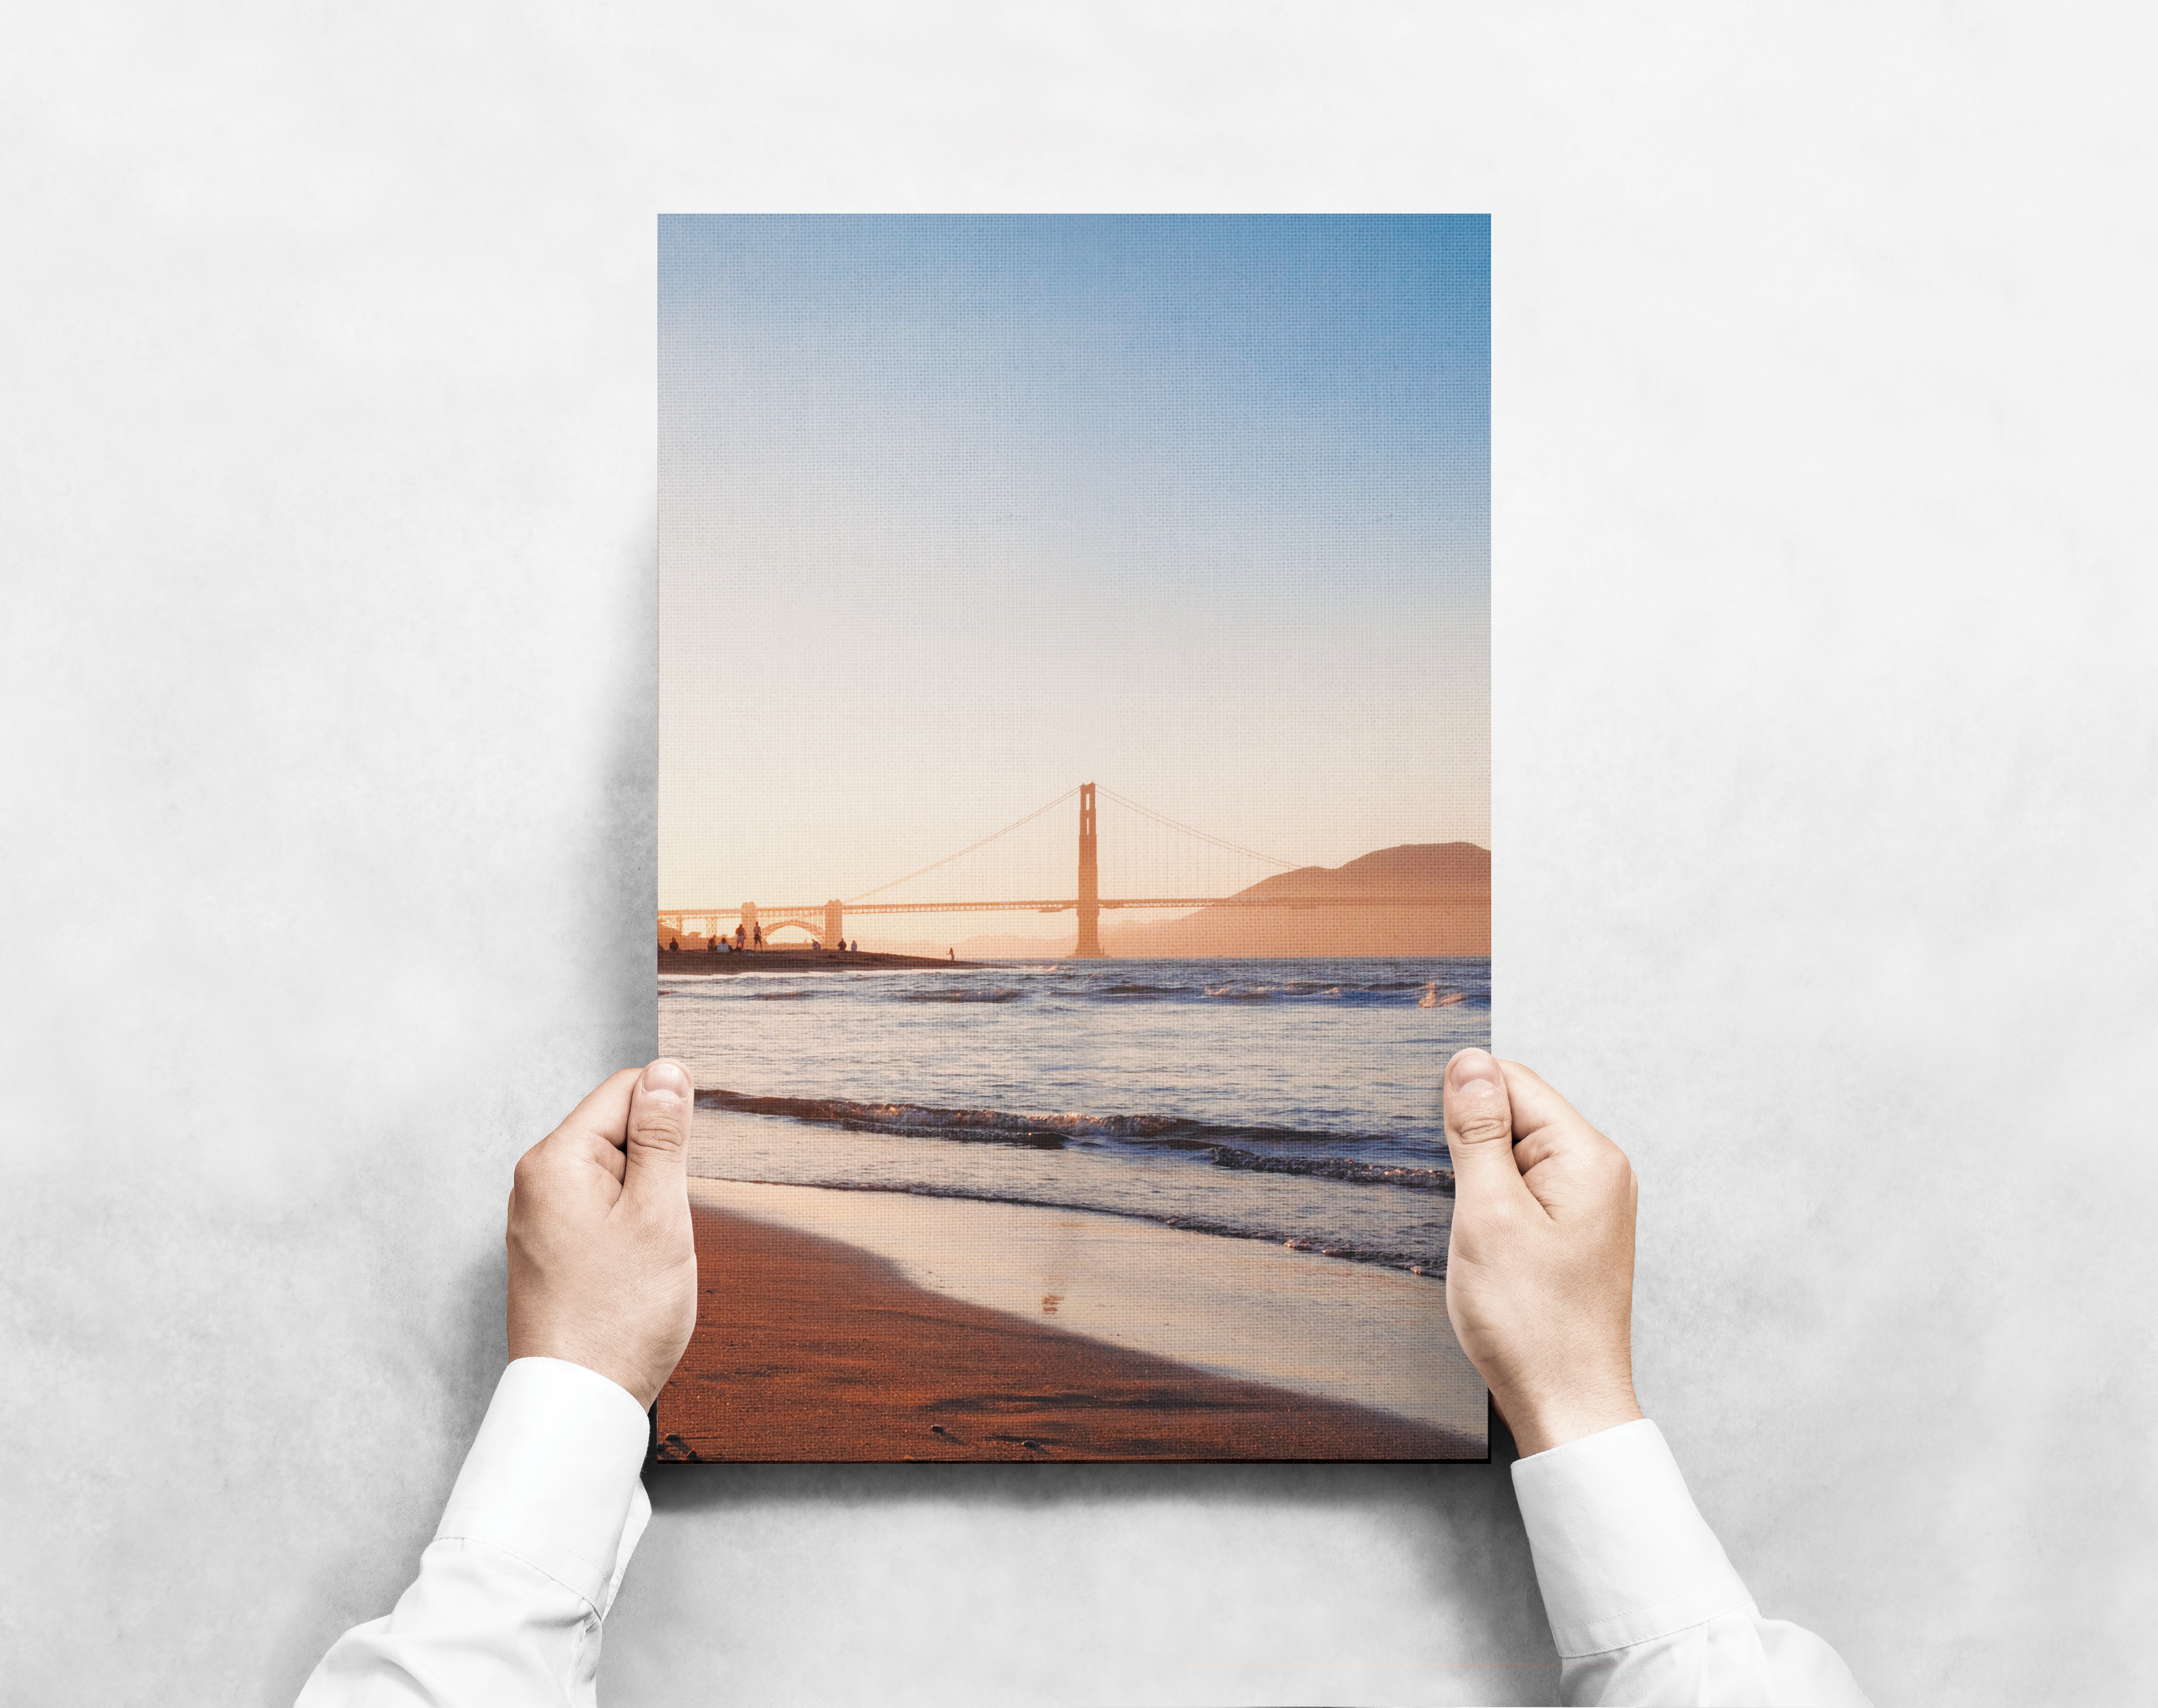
1511;1419;1871;1707
295;1357;654;1708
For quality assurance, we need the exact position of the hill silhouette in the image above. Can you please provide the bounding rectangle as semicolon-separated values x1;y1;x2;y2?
1102;841;1489;958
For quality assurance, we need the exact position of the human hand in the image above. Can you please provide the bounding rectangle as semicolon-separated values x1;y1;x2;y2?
1443;1049;1643;1458
505;1060;699;1409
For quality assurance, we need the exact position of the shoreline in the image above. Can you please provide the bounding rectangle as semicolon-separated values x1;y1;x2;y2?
659;947;990;973
656;1196;1485;1463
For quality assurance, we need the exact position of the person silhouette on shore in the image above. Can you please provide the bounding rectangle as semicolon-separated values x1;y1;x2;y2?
668;938;678;953
753;924;763;950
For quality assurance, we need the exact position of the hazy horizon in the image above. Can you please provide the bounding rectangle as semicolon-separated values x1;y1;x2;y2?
658;837;1492;960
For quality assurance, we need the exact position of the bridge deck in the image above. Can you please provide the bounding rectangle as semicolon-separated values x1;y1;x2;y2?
660;891;1476;922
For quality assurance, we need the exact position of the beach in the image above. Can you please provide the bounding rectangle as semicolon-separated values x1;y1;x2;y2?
656;1186;1485;1462
657;955;1491;1461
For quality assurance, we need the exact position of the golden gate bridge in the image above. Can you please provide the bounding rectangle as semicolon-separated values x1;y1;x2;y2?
659;782;1466;960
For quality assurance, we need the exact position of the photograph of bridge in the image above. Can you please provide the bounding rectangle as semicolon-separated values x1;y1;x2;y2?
656;781;1490;969
654;214;1490;1461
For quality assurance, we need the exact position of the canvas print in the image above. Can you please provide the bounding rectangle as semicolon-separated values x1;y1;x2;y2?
655;215;1490;1461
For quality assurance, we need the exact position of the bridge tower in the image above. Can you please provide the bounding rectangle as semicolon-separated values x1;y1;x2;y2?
1075;781;1103;958
825;899;844;950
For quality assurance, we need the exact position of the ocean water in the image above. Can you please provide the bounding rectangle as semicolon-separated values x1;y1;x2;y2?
658;955;1490;1276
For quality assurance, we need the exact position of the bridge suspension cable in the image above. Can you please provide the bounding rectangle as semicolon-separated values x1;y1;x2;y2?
1094;785;1303;873
843;785;1082;904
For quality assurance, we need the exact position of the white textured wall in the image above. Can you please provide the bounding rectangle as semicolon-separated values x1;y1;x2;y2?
4;7;2153;1704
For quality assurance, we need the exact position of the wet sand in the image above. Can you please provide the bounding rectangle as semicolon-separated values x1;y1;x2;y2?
655;1202;1485;1463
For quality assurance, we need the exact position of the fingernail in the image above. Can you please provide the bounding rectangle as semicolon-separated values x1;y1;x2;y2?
1449;1049;1499;1095
641;1059;691;1099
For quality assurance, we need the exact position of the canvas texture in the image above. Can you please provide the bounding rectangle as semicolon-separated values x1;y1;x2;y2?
654;215;1491;1462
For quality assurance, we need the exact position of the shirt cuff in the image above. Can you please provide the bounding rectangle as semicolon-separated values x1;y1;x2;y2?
432;1357;654;1618
1511;1417;1753;1659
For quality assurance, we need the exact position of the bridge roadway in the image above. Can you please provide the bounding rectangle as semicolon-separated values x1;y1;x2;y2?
659;893;1467;923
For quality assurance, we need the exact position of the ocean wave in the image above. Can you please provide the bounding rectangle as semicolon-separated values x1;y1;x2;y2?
1206;1146;1454;1193
693;1088;1430;1157
1189;977;1484;1005
665;967;1487;1008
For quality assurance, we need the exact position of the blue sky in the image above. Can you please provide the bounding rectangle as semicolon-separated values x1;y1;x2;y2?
658;215;1488;927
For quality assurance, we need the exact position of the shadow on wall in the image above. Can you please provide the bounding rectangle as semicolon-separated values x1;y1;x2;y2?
265;1245;510;1697
611;1417;1560;1705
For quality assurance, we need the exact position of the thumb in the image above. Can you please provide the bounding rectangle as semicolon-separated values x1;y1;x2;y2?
623;1058;693;1211
1444;1048;1533;1209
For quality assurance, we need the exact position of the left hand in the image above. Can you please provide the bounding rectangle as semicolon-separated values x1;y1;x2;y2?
504;1059;699;1408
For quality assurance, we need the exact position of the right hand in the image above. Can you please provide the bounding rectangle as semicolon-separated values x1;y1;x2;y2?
1442;1049;1643;1458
